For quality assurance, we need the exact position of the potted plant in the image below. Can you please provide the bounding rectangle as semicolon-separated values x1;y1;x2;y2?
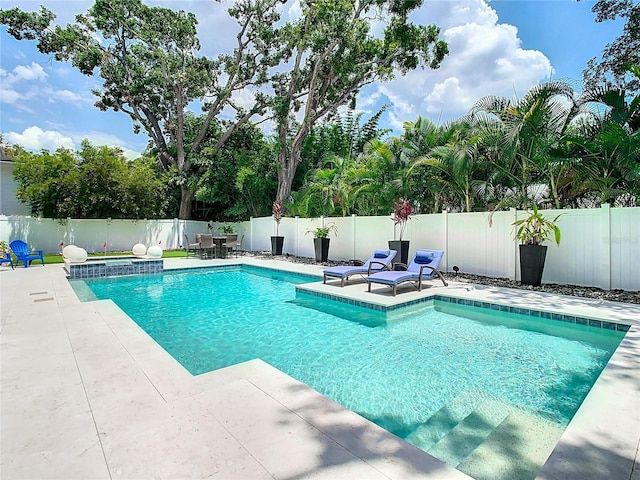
513;204;562;286
221;225;235;234
306;222;337;263
271;200;285;255
388;197;413;266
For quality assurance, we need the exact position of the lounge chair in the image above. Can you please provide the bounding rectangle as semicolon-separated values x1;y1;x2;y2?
323;249;397;287
366;249;447;296
184;233;200;258
0;252;14;269
9;240;44;268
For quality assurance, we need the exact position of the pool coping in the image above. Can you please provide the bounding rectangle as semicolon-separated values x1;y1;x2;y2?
2;256;639;480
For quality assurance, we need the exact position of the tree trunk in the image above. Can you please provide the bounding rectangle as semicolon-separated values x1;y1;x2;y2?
276;123;311;202
178;187;194;220
276;152;297;203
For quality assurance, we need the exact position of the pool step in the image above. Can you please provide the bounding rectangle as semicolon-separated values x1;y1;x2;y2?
405;390;481;450
426;400;511;466
457;411;564;480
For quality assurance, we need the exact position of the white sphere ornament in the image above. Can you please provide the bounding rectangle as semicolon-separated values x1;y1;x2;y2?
62;245;77;259
68;247;88;263
147;245;163;258
132;243;147;257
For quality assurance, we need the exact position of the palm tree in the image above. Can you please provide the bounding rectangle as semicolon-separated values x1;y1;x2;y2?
571;79;640;206
471;81;581;209
291;155;356;217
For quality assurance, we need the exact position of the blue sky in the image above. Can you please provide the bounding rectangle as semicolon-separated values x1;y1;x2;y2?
0;0;623;159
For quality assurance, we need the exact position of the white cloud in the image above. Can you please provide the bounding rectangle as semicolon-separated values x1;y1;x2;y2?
12;62;47;82
373;0;552;128
4;126;75;151
0;88;23;104
4;126;143;160
46;88;86;104
1;0;559;152
70;131;144;159
287;0;302;20
1;62;47;88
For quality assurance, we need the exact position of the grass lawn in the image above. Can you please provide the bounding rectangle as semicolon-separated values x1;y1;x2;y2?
41;249;187;264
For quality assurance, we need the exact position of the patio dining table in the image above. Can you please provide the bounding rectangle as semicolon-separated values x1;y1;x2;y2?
212;236;227;258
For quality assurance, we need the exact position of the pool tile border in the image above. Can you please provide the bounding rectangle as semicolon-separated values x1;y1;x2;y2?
166;263;323;281
295;287;632;333
66;258;163;279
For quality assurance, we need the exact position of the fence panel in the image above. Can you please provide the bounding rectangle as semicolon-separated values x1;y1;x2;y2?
538;209;601;288
1;206;639;291
353;215;396;262
446;210;515;279
610;207;640;291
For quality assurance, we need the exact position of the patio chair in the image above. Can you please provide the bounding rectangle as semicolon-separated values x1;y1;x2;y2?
366;249;447;296
323;249;397;287
0;252;14;269
199;234;216;259
222;234;238;258
184;233;200;258
9;240;44;268
232;234;244;257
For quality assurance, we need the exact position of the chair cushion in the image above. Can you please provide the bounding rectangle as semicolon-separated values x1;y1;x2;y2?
374;249;390;258
414;252;434;264
324;265;365;278
367;271;419;285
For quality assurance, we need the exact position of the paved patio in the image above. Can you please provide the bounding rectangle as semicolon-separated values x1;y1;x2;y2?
1;256;639;479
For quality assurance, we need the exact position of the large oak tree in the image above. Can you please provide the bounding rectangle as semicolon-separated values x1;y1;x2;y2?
1;0;284;219
270;0;448;203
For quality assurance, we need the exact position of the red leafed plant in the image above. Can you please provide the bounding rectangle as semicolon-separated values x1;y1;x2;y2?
392;198;413;240
272;200;285;236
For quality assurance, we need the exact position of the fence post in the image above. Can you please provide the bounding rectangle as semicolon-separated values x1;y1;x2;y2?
295;216;300;257
442;209;448;271
249;217;254;252
601;203;612;290
510;208;517;281
352;214;357;261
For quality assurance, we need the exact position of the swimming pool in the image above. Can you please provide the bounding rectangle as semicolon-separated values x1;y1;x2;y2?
72;265;626;480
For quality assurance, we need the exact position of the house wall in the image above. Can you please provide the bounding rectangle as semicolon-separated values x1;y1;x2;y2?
0;161;30;216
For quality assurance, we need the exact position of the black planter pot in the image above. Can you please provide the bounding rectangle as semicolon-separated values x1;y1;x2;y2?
313;237;330;262
519;244;547;286
271;236;284;255
388;240;410;267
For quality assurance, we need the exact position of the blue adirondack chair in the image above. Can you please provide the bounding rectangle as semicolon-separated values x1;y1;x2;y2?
9;240;44;268
0;252;14;269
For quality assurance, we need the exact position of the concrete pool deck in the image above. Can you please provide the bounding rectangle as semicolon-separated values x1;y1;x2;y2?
1;256;638;479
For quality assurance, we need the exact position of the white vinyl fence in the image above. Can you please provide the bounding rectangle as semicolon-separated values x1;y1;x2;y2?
1;204;638;291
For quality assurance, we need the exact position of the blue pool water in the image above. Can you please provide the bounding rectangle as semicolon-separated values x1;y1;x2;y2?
73;266;625;478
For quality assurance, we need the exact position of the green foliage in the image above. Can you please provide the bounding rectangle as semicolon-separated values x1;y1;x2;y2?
192;119;278;221
305;222;338;238
271;0;448;203
584;0;640;93
8;140;168;219
512;204;562;246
